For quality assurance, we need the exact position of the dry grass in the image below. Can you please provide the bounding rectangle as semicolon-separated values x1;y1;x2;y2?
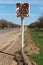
24;29;40;55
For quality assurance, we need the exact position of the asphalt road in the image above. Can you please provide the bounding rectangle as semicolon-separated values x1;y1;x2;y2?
0;28;20;34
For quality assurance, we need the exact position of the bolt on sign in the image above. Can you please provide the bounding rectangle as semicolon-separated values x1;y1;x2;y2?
16;3;29;17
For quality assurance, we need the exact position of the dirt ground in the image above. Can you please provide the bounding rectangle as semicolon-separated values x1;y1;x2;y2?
0;28;40;65
24;29;40;55
0;29;21;65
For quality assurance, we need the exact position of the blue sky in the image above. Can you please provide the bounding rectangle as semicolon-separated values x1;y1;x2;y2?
0;0;43;25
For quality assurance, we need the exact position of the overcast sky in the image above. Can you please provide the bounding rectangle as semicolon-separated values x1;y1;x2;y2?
0;0;43;25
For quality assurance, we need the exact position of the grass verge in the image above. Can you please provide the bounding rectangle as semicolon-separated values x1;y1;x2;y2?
28;28;43;65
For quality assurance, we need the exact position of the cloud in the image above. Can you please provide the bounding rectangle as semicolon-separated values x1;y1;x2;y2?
29;0;43;4
0;13;15;15
40;7;43;10
30;14;40;17
0;7;4;9
0;0;29;4
0;0;43;5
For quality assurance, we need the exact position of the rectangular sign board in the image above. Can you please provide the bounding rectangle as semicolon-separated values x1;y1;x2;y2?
16;3;29;17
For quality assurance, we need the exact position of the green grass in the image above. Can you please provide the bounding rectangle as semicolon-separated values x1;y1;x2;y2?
0;27;4;30
28;28;43;65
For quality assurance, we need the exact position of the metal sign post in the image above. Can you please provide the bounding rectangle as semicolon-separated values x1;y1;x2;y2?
21;17;24;52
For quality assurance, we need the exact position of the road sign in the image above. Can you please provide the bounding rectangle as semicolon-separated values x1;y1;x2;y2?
16;3;29;52
16;3;29;17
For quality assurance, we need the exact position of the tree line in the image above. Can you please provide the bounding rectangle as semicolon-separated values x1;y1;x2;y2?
0;19;20;29
28;16;43;28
